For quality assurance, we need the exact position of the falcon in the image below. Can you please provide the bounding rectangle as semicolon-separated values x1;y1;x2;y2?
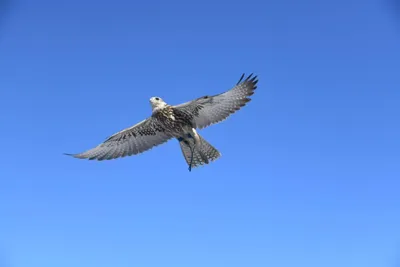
65;73;259;171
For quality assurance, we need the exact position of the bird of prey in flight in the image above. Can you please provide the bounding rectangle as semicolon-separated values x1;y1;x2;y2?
65;73;259;171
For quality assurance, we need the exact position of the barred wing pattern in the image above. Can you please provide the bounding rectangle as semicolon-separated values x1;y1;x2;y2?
173;73;258;129
66;118;173;160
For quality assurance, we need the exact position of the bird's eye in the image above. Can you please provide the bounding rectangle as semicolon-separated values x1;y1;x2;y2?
155;97;160;101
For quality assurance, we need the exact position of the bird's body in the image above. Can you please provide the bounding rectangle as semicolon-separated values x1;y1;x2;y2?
66;73;259;171
152;105;194;137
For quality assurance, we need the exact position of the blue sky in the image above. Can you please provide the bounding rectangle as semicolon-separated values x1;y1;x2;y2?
0;0;399;266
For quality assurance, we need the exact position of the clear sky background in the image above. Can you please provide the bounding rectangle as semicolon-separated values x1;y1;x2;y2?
0;0;399;266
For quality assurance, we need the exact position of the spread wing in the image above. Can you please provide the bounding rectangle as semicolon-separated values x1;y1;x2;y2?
65;117;173;161
173;73;258;129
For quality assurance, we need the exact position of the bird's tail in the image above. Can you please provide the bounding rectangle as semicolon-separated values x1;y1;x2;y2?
178;134;221;171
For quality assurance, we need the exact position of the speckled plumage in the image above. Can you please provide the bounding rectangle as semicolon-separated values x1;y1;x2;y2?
65;73;258;171
152;106;195;136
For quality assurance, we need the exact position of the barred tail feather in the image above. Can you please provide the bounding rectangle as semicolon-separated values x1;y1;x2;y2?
178;134;221;170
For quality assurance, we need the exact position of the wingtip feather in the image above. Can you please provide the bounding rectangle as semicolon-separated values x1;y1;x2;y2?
237;73;258;86
236;73;245;85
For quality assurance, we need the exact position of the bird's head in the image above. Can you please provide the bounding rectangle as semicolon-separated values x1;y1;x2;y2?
150;97;167;111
